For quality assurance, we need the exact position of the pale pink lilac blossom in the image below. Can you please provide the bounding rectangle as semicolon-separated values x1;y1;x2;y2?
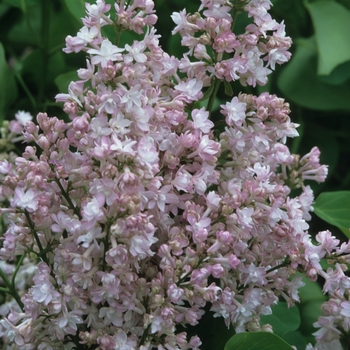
0;0;346;349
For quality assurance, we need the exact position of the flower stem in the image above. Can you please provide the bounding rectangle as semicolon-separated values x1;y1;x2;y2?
102;221;112;271
14;72;37;110
266;259;290;274
24;209;50;266
11;254;25;286
140;324;151;346
206;77;221;117
54;178;82;220
0;265;24;311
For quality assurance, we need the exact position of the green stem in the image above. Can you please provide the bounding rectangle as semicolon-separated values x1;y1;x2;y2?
11;254;25;286
206;77;221;116
266;259;290;274
115;25;123;47
54;178;82;220
0;286;9;293
140;324;151;346
11;293;24;310
0;266;24;311
177;257;205;286
0;267;12;289
24;210;49;266
231;0;247;31
102;221;112;272
15;73;37;109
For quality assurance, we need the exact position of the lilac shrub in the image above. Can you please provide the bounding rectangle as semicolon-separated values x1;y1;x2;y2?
0;0;348;349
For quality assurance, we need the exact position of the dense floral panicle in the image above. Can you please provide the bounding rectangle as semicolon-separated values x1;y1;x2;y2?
0;0;345;349
172;0;292;87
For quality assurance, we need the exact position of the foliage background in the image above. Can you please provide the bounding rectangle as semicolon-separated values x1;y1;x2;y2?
0;0;350;348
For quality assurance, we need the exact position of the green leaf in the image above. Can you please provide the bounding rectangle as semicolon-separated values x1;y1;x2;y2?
259;302;307;349
47;51;66;85
49;5;81;49
0;3;10;18
55;71;79;93
3;0;38;8
282;330;307;350
298;274;326;304
314;191;350;236
0;42;18;121
298;300;324;343
277;37;350;111
305;0;350;76
260;302;300;337
224;332;294;350
21;48;44;88
296;274;325;344
318;60;350;85
7;4;40;46
166;31;187;58
184;310;235;350
63;0;86;22
64;0;115;22
224;80;234;97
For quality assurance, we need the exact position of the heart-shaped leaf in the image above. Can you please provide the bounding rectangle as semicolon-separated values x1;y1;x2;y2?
277;37;350;111
0;42;18;122
224;332;294;350
314;191;350;237
260;302;300;337
305;0;350;76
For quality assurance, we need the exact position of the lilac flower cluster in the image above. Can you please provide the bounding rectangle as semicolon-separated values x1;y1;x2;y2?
0;0;348;349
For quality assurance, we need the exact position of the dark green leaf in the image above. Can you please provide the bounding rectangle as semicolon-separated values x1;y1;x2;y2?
277;37;350;111
20;44;65;94
318;60;350;85
224;80;234;97
224;332;294;350
314;191;350;236
21;49;44;88
7;4;40;46
55;70;79;93
305;0;350;76
177;305;235;350
291;275;325;346
64;0;115;22
166;31;187;58
298;300;324;344
49;5;81;49
282;330;307;350
260;302;300;337
64;0;86;22
0;42;18;121
3;0;38;8
297;274;326;304
0;3;10;18
47;51;67;85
